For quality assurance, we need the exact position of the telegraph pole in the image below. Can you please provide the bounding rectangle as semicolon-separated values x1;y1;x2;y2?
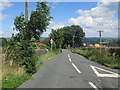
73;33;75;48
25;0;28;21
97;30;103;53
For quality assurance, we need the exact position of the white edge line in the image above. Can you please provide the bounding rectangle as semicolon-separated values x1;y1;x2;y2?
68;54;70;58
88;82;99;90
72;63;81;73
69;58;72;62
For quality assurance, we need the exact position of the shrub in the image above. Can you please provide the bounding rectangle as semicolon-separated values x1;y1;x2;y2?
71;48;120;69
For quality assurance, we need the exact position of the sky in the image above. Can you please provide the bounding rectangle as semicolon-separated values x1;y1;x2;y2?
0;0;119;38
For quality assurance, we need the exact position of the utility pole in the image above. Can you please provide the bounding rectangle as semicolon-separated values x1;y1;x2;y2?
97;30;103;53
73;34;75;48
25;0;28;21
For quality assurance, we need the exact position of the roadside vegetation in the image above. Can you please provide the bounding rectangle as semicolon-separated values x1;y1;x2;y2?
2;49;61;89
71;48;120;69
1;1;60;89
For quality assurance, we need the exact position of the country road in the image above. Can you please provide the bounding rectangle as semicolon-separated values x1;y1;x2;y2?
18;49;119;89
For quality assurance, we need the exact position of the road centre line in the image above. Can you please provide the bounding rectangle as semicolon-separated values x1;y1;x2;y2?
72;63;81;73
69;58;72;62
88;82;99;90
68;54;70;58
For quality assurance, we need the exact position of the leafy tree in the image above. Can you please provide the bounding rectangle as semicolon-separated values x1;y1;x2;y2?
49;25;85;49
71;25;85;47
50;29;64;49
28;2;53;40
5;1;52;74
0;38;7;47
42;37;51;46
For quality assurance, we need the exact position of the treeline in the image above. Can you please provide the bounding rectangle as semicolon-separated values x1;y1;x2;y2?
43;25;85;49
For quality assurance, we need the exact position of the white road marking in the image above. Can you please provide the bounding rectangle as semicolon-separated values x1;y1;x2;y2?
90;65;120;78
88;82;99;90
72;63;81;73
69;58;72;62
68;54;70;58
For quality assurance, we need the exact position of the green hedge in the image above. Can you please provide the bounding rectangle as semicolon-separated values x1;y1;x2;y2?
71;48;120;69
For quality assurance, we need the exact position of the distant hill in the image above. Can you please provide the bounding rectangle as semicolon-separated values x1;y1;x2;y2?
40;37;47;40
82;37;118;44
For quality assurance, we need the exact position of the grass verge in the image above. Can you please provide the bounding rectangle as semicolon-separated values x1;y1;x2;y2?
2;73;32;89
2;49;61;89
35;49;61;71
71;48;120;69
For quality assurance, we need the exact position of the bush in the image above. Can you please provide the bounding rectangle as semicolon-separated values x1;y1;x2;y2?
71;48;120;69
38;45;50;50
0;38;7;47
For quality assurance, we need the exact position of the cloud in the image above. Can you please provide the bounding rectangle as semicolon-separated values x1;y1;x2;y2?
0;30;19;37
41;27;52;37
68;0;118;37
0;13;9;20
41;22;65;37
98;0;118;7
0;1;12;20
0;1;12;11
10;25;15;29
51;24;64;29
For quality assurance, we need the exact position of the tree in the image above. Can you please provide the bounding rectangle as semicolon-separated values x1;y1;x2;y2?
14;1;52;40
49;25;85;49
50;29;64;49
0;38;7;47
28;2;53;40
42;37;51;46
6;1;53;73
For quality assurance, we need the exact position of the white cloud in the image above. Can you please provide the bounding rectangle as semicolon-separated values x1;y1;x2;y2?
0;30;19;37
0;1;12;20
41;27;52;37
0;13;9;20
10;25;15;29
51;24;64;29
0;1;12;11
98;0;118;7
41;22;65;37
68;0;118;37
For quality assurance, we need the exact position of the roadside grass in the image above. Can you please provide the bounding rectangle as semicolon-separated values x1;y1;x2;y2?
0;46;2;54
2;73;32;89
71;48;120;69
35;49;61;70
2;49;61;89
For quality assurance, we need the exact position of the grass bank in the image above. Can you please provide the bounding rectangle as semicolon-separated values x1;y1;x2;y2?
71;48;120;69
2;49;61;89
35;49;61;71
2;73;32;89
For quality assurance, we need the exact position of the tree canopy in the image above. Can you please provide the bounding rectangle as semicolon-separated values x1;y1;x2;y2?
6;1;52;73
14;1;52;40
49;25;85;49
